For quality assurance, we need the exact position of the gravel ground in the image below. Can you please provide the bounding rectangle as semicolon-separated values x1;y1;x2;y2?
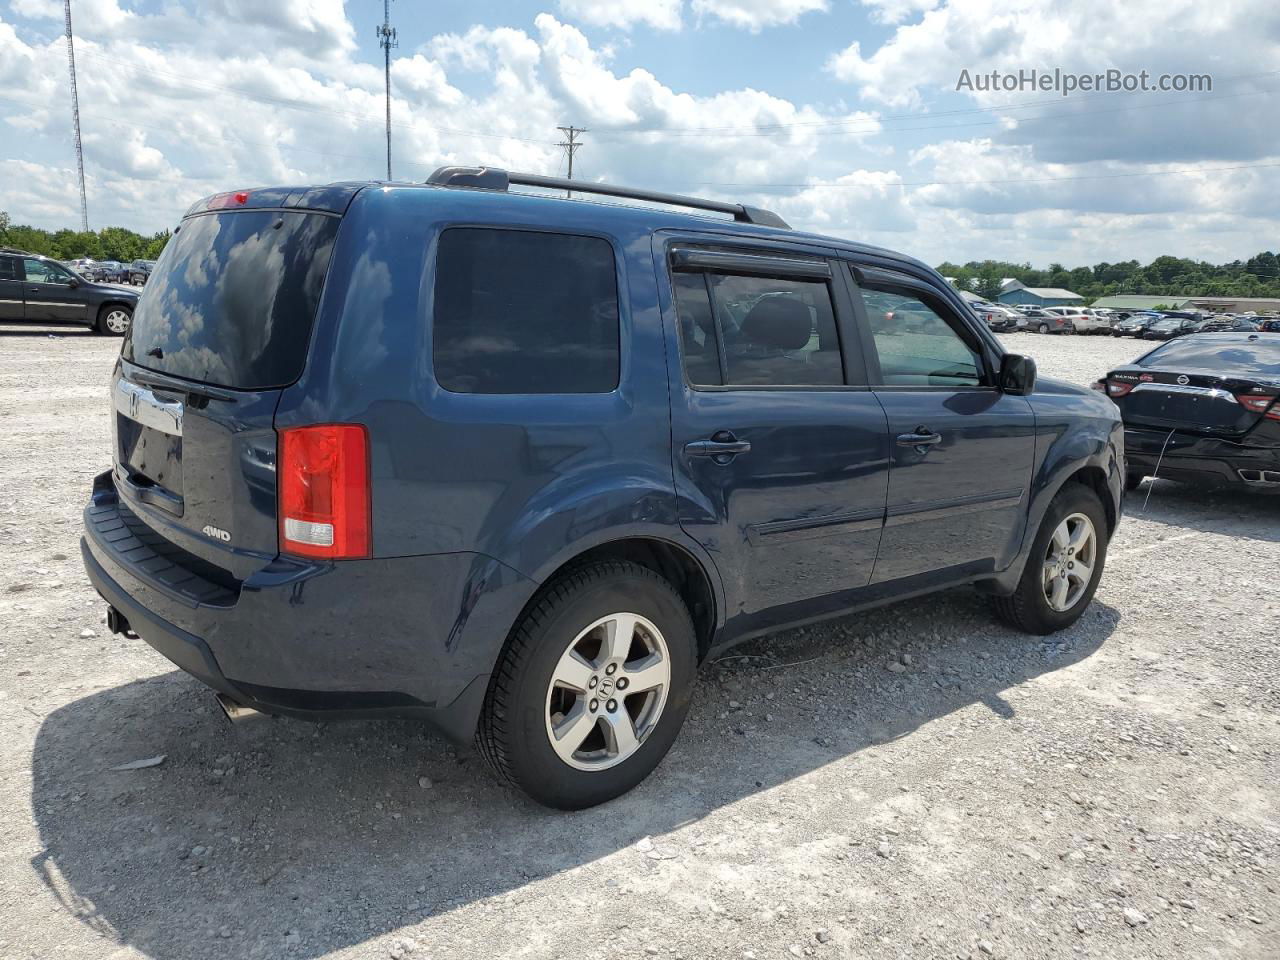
0;325;1276;960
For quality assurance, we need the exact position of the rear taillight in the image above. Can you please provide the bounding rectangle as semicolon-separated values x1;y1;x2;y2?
1106;379;1135;398
278;425;371;559
1090;380;1106;392
1236;393;1280;420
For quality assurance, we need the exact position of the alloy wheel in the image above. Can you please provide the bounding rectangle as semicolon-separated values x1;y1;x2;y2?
1042;512;1096;612
104;309;131;334
544;612;671;772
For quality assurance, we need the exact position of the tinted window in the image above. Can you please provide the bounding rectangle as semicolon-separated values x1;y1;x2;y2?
672;270;843;386
24;258;74;284
433;228;619;394
859;287;984;386
671;272;723;386
1139;338;1280;376
0;257;18;282
124;210;340;389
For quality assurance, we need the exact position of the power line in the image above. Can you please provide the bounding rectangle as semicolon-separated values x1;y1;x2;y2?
698;160;1280;190
557;125;587;197
63;0;87;231
597;67;1280;137
376;0;397;179
595;85;1279;141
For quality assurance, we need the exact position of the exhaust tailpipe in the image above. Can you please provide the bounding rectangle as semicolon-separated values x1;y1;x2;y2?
215;692;265;724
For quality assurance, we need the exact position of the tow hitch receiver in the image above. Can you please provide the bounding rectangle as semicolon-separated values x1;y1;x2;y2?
105;606;139;639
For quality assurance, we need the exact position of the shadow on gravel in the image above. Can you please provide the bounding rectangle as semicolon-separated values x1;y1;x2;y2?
1127;479;1280;544
30;593;1118;959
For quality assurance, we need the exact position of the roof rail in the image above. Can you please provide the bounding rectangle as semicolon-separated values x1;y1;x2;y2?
426;166;790;230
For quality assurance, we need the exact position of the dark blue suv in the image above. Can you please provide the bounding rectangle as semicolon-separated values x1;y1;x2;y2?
81;168;1123;808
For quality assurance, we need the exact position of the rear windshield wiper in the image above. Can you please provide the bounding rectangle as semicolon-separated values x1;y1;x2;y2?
125;368;240;404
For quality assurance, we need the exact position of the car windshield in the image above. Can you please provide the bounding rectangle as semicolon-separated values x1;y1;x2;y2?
1139;338;1280;376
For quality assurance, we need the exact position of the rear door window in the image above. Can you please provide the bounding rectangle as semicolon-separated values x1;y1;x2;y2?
672;270;844;387
432;228;620;394
123;210;340;390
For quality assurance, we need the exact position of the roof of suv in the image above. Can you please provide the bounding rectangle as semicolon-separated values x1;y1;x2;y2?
183;167;936;278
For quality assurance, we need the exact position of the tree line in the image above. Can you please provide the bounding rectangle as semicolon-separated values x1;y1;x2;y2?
3;209;1276;302
0;211;170;263
938;252;1280;303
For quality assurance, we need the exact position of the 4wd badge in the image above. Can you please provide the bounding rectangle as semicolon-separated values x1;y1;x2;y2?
201;524;231;543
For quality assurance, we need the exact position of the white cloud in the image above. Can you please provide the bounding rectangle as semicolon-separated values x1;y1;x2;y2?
1;2;1277;270
558;0;683;31
557;0;828;31
856;0;939;24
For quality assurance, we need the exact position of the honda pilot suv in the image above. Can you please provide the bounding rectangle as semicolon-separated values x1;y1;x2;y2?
82;168;1123;808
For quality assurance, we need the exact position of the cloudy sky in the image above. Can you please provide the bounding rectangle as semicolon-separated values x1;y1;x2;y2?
1;0;1277;267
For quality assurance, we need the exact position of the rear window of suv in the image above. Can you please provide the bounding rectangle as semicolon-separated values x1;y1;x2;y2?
123;210;340;390
432;228;620;394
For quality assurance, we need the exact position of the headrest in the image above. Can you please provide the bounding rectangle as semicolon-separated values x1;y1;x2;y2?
740;296;812;351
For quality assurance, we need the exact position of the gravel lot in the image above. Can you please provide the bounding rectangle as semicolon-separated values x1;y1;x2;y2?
0;325;1276;960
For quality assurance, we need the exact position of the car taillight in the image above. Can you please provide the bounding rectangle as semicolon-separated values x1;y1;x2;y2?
1236;393;1280;420
1090;380;1106;392
1106;379;1135;398
278;424;371;559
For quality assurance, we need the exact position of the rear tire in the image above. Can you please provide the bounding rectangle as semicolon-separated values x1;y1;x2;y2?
96;304;132;336
993;484;1109;635
476;561;697;809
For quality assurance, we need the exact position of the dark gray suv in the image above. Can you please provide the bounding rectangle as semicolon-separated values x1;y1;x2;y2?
0;249;137;334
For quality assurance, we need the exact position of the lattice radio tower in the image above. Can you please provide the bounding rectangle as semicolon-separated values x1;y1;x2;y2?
64;0;89;231
376;0;398;180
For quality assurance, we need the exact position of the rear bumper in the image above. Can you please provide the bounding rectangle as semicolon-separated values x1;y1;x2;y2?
1125;426;1280;489
81;472;535;741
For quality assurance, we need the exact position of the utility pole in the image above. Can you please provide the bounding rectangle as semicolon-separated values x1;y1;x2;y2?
376;0;397;180
557;125;587;197
64;0;88;232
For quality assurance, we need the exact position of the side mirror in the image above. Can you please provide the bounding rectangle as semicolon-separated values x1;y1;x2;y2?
67;277;80;288
999;353;1037;396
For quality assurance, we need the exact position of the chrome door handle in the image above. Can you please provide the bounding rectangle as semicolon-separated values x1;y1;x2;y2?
896;428;942;448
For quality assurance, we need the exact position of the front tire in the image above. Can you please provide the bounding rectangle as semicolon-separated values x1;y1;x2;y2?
1038;322;1050;334
993;484;1109;635
477;561;697;809
96;304;132;336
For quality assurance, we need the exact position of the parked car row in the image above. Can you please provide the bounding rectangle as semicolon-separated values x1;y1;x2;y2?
972;302;1117;336
1109;311;1276;340
59;258;156;285
973;300;1278;339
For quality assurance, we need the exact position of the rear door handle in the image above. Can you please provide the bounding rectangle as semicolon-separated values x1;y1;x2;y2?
896;427;942;449
685;431;752;461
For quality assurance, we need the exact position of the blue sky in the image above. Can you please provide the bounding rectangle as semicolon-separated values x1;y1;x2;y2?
2;0;1277;267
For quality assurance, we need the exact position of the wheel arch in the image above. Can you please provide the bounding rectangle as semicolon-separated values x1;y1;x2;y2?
1060;464;1118;536
530;536;721;663
96;300;135;325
